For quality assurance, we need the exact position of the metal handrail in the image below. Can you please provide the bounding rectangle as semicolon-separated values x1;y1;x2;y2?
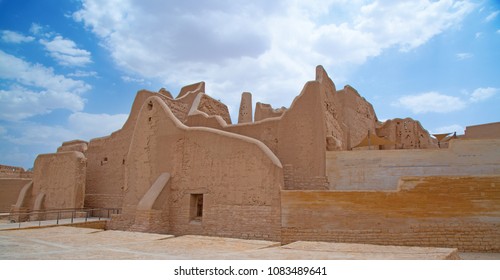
0;207;121;229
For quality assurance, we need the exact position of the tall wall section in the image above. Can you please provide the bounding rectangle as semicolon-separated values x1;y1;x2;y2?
32;151;86;210
219;81;328;190
84;90;155;209
326;139;500;190
109;96;284;241
281;175;500;252
316;66;378;151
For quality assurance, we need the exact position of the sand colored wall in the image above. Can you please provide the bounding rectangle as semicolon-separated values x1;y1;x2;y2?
85;86;232;209
32;151;86;210
254;102;286;122
281;175;500;252
326;138;500;190
108;96;283;241
376;118;437;149
0;164;32;179
221;81;328;190
0;178;31;212
84;91;155;209
57;140;88;153
316;66;378;151
197;94;232;125
465;122;500;139
238;92;253;123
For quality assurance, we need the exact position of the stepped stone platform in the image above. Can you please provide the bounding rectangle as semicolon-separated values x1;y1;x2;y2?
0;226;466;260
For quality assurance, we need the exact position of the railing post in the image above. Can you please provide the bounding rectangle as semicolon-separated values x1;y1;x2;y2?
71;210;74;224
57;211;60;225
85;210;88;223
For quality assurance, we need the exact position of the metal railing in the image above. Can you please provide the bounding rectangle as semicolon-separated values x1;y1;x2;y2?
0;208;121;229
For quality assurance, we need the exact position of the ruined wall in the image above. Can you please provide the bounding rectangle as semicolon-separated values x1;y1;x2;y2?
238;92;253;123
0;178;31;212
254;102;286;122
316;66;378;151
110;96;283;241
465;122;500;139
281;175;500;252
326;138;500;190
377;118;437;149
57;140;88;153
335;85;378;150
197;94;231;125
276;81;327;189
0;164;32;179
32;151;86;210
221;81;328;190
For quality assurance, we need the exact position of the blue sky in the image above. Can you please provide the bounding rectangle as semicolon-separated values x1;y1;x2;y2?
0;0;499;169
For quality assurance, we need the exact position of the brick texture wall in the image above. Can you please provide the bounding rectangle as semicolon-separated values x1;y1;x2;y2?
281;176;500;252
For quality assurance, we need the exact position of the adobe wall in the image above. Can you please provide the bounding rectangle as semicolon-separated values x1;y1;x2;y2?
281;175;500;252
32;151;86;210
376;118;437;149
316;67;378;151
57;140;88;153
326;138;500;190
84;83;233;209
84;90;155;209
465;122;500;139
197;94;232;124
0;164;32;179
221;81;328;190
0;178;31;212
254;102;286;122
109;96;283;241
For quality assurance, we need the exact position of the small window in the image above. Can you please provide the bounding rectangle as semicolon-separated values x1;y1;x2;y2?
190;194;203;223
101;157;108;166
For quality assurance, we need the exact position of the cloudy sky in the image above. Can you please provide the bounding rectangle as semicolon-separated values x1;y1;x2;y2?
0;0;499;169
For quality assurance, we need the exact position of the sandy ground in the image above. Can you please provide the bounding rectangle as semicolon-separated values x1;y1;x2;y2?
0;226;475;260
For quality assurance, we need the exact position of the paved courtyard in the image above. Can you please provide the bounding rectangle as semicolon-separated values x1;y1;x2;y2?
0;226;478;260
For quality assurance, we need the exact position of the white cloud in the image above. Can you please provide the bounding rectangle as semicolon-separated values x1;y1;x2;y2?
73;0;475;114
0;85;85;121
393;92;466;113
469;87;498;102
121;75;145;83
2;112;128;151
68;70;98;78
485;10;499;22
1;30;35;43
40;35;92;67
393;87;497;114
456;52;473;60
68;112;128;140
29;23;43;35
354;0;475;52
0;50;89;121
431;124;464;134
0;146;33;169
2;123;76;147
